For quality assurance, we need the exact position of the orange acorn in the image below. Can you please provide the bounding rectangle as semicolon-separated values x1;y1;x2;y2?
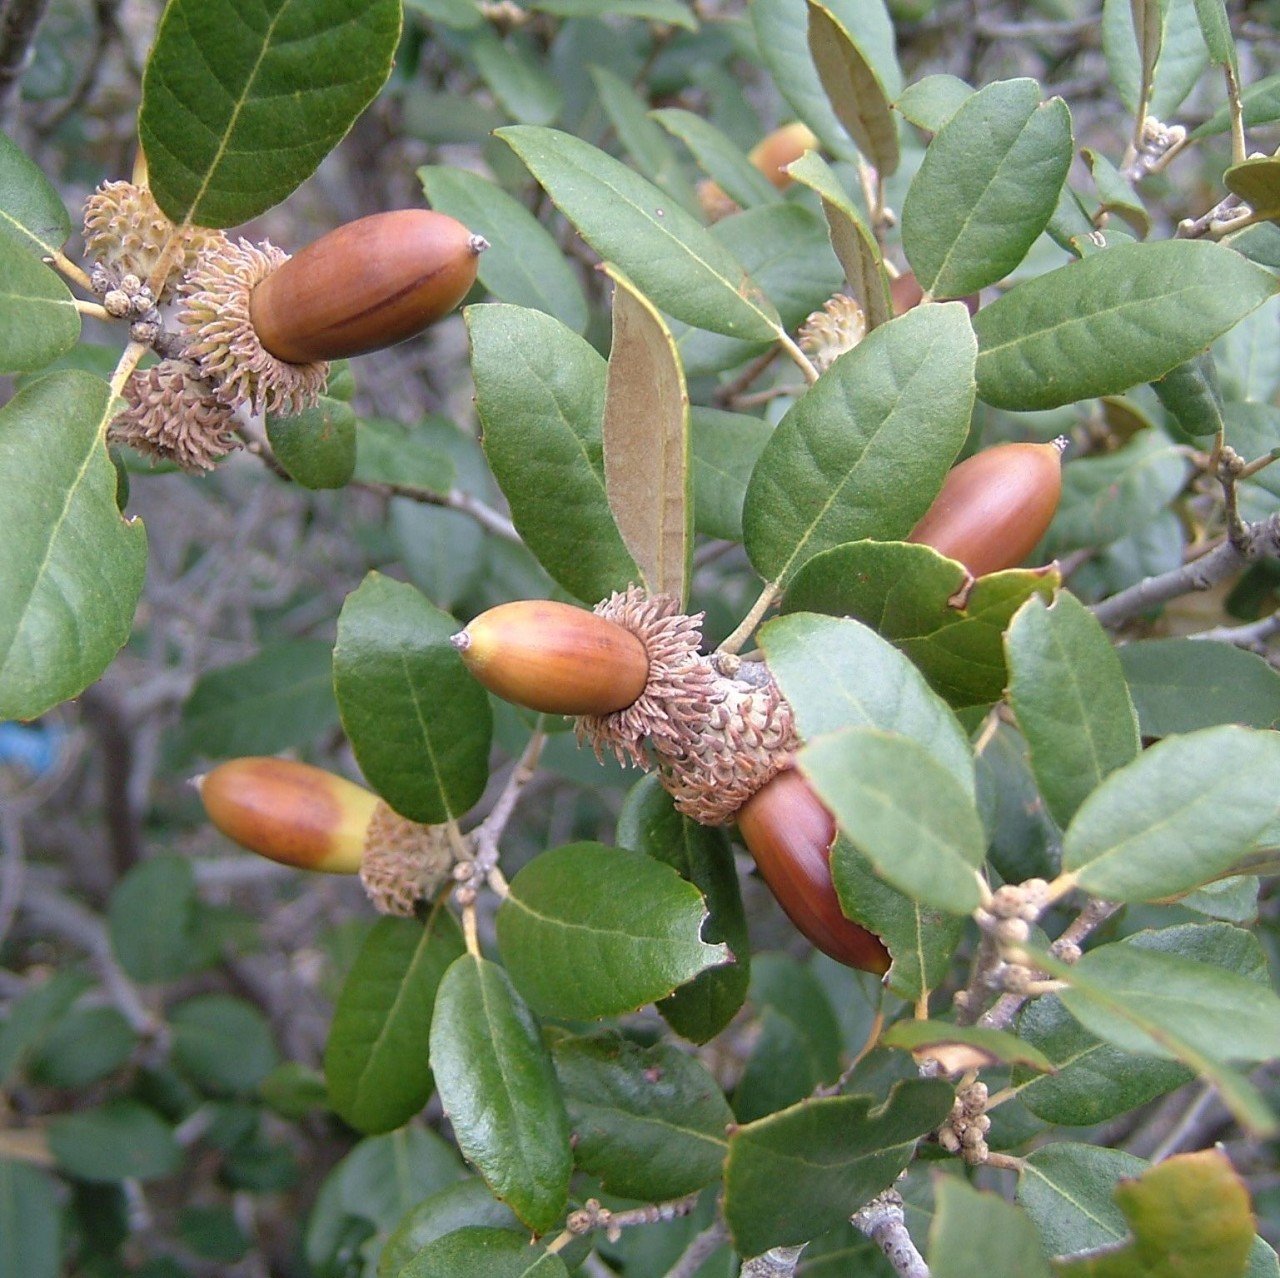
249;209;487;363
698;122;818;221
737;769;891;974
452;599;651;717
891;270;979;317
196;757;379;873
907;441;1065;578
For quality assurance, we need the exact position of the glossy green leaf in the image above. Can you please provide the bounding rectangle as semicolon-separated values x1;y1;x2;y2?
48;1101;181;1183
743;303;976;586
398;1228;568;1278
175;640;337;760
0;372;146;720
171;995;279;1093
690;407;773;542
139;0;402;226
881;1020;1053;1074
1020;1143;1148;1260
1043;433;1189;556
1042;944;1278;1134
928;1179;1051;1278
468;303;637;603
496;843;731;1020
334;572;491;824
748;953;844;1083
325;909;465;1134
379;1181;521;1278
1119;637;1280;735
617;774;749;1043
528;0;696;25
1103;0;1208;120
1226;156;1280;224
834;843;967;1003
784;541;1059;708
497;126;781;340
785;150;893;329
807;0;899;176
354;418;454;491
762;612;975;795
467;28;561;126
1083;147;1151;238
750;0;856;159
723;1078;954;1256
1006;592;1140;829
0;1161;60;1278
806;727;985;912
651;108;780;209
674;202;844;375
0;237;79;377
1054;1151;1254;1277
0;971;90;1087
588;66;700;214
973;241;1278;410
108;856;205;984
420;166;587;333
602;266;691;603
1151;350;1223;436
1015;923;1264;1126
902;79;1071;298
552;1033;732;1200
266;397;356;490
1062;725;1280;900
429;956;571;1234
895;74;974;132
733;1006;826;1123
0;133;71;256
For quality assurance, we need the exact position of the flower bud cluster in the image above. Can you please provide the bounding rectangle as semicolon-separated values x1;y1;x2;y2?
937;1080;991;1164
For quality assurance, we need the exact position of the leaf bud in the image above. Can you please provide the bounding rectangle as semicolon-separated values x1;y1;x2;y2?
249;209;488;363
196;757;379;873
736;770;891;974
452;599;651;716
907;440;1065;578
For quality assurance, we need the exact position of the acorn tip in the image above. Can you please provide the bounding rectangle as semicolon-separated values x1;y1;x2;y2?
450;629;471;652
468;234;490;256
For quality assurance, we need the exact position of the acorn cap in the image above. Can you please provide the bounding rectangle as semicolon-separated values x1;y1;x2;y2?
358;804;456;917
197;757;379;873
110;359;240;473
177;238;329;417
799;294;867;373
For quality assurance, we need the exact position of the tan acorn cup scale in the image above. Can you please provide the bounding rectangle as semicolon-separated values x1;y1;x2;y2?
249;209;488;363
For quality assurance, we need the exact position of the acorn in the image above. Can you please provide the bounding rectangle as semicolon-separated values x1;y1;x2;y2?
890;270;979;318
698;122;818;221
736;769;890;974
197;757;378;873
249;210;487;364
196;757;454;915
452;599;651;717
907;440;1065;579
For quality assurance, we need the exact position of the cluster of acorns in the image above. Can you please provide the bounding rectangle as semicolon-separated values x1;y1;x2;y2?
83;180;486;470
201;438;1064;971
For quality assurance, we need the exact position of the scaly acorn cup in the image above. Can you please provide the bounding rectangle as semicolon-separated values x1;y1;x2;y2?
196;757;454;916
736;769;891;974
451;599;652;717
907;440;1066;579
249;209;488;363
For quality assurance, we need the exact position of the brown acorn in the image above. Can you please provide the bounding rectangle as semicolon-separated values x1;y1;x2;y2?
737;769;891;974
452;599;651;717
249;210;487;363
196;757;380;873
698;122;818;221
907;441;1065;579
891;270;979;317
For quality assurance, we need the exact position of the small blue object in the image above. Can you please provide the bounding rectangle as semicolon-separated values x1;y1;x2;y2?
0;722;66;778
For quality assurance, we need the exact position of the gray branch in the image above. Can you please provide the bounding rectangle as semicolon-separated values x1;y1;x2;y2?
740;1246;807;1277
852;1191;929;1278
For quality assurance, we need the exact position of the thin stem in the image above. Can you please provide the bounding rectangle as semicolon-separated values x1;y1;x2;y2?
1226;62;1247;166
108;341;148;400
1187;610;1280;649
665;1220;729;1278
717;582;780;656
776;331;820;385
1149;1084;1218;1163
714;346;780;408
354;479;522;543
985;1151;1025;1172
48;249;94;292
851;1192;928;1278
74;299;112;321
544;1229;576;1256
461;901;481;957
473;724;546;866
